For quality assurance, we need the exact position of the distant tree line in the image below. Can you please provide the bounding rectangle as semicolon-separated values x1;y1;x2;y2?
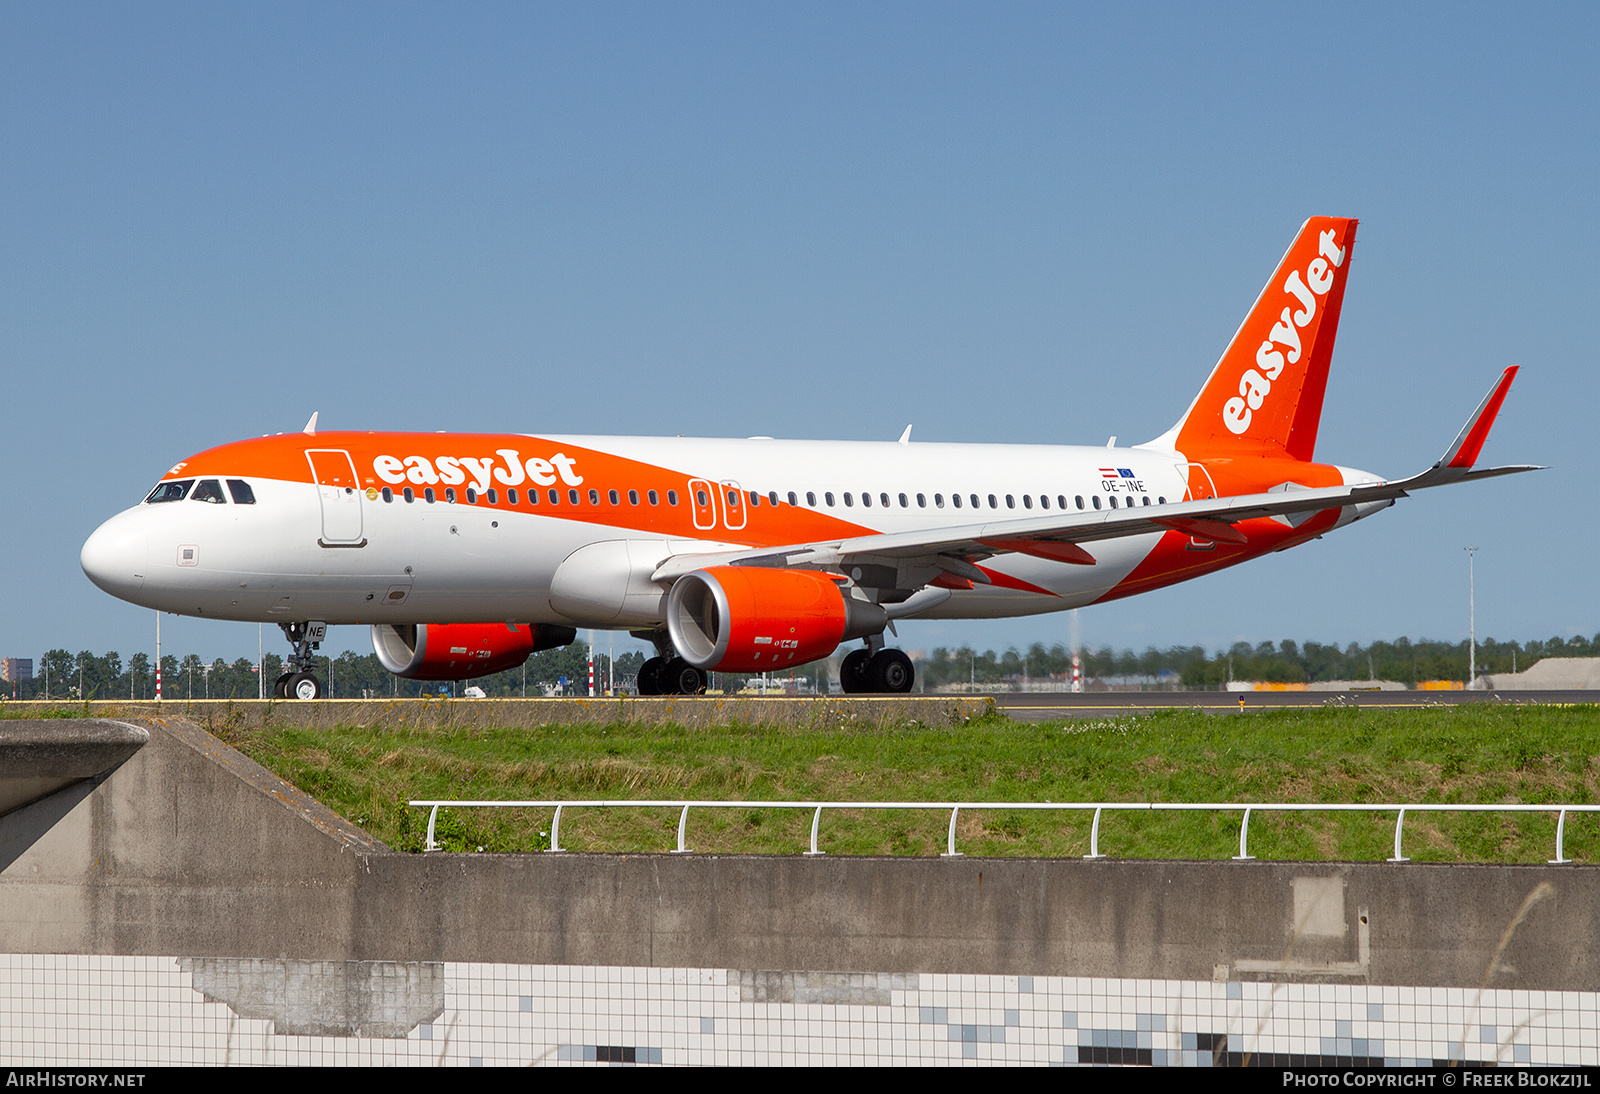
5;632;1596;700
7;644;647;701
916;633;1600;690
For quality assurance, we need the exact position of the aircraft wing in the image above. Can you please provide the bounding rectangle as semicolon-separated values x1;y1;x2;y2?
652;367;1540;586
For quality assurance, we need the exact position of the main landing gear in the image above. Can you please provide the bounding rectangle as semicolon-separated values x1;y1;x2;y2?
636;655;706;696
839;649;915;693
629;631;914;696
273;621;327;700
632;629;708;695
839;635;915;694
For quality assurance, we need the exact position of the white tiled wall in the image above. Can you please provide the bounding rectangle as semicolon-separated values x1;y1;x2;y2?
1;955;1594;1066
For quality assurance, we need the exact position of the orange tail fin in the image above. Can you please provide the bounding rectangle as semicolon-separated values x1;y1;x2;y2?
1165;217;1358;461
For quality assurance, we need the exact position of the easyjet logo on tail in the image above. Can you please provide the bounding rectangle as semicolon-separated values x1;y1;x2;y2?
1223;228;1346;436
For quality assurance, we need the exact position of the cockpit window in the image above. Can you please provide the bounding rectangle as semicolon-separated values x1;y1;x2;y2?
226;479;256;504
146;480;194;504
191;479;227;504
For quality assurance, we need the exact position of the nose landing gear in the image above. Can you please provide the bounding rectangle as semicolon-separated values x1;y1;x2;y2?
274;621;327;700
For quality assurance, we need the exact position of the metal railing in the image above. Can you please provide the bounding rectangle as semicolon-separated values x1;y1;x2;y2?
409;798;1600;863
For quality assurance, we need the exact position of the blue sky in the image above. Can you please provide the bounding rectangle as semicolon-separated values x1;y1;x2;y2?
2;3;1594;665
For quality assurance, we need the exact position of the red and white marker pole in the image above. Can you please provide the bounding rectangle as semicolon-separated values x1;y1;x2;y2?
1071;652;1082;693
588;647;595;697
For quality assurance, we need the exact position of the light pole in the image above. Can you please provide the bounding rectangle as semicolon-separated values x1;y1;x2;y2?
1465;546;1478;686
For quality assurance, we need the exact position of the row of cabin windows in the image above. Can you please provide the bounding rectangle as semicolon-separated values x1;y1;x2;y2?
377;484;1169;512
381;485;683;507
776;491;1169;511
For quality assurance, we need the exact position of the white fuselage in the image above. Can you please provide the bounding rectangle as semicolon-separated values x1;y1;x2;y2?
86;433;1340;631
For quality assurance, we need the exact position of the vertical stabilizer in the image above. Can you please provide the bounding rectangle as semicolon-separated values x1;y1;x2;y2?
1161;217;1358;461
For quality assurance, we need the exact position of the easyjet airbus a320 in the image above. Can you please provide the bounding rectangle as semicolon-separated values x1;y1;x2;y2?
82;218;1535;698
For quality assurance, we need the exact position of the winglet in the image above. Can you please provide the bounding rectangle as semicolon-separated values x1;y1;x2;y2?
303;411;319;436
1437;366;1518;470
898;424;913;445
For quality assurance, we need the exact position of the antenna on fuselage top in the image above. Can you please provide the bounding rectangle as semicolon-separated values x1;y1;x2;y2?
303;412;318;436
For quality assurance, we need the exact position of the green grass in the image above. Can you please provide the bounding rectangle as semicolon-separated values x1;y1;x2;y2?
205;704;1600;861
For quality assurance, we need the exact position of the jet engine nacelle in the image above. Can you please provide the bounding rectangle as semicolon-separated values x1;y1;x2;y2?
666;566;887;673
371;622;577;680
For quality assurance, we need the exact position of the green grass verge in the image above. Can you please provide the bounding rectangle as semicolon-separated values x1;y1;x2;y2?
204;704;1600;861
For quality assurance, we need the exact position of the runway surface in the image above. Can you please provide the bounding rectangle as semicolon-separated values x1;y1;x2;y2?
990;689;1599;721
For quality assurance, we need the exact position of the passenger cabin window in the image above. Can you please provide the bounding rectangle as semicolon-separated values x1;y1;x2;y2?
824;492;835;507
667;490;679;506
146;480;194;504
588;489;600;505
445;488;457;503
648;490;659;505
191;479;226;504
628;490;639;505
403;487;415;503
226;479;256;505
464;488;477;503
805;491;815;506
508;488;519;504
952;494;962;508
488;489;499;504
381;487;393;503
608;489;619;505
425;488;437;503
770;491;780;506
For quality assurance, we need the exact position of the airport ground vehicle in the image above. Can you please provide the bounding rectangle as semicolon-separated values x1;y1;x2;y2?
81;217;1533;697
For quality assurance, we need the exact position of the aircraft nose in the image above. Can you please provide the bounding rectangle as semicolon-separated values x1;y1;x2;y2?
81;511;149;601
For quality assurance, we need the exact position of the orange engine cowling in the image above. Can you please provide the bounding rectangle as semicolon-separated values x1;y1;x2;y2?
371;622;576;680
666;567;887;672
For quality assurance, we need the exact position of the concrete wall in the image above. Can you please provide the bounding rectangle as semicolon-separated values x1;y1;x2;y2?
1;716;1595;992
